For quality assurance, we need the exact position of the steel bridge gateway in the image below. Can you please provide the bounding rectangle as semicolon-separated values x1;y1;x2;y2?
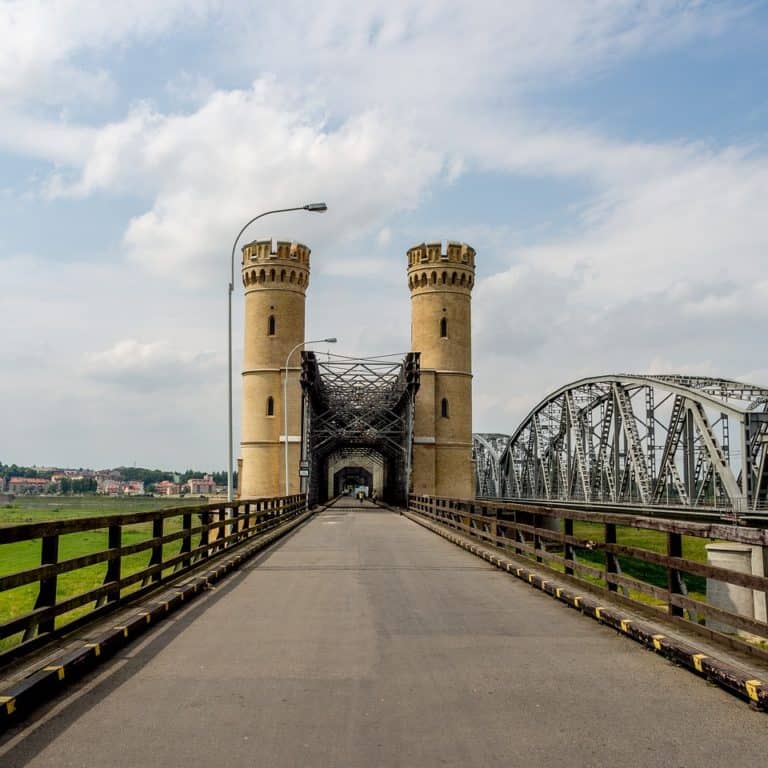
300;351;420;505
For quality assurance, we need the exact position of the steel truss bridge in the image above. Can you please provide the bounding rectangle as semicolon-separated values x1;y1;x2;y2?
300;351;420;505
474;375;768;520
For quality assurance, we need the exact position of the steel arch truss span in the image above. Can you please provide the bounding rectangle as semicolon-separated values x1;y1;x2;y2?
475;375;768;515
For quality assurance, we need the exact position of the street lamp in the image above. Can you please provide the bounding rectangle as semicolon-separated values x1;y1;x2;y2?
227;203;327;503
284;337;338;497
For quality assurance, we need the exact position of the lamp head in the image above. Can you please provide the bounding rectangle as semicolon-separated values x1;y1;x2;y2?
324;337;338;343
304;202;328;212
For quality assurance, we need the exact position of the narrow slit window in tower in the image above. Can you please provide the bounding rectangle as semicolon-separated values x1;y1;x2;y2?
266;396;275;416
268;315;276;336
441;398;449;418
440;317;448;338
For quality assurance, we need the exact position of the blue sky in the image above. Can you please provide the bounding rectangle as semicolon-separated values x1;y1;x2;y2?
2;1;768;470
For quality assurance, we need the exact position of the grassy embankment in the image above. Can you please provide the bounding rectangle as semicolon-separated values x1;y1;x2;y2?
0;496;205;652
570;521;708;608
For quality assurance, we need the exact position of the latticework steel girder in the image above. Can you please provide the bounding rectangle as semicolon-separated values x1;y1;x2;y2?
301;352;420;504
474;374;768;517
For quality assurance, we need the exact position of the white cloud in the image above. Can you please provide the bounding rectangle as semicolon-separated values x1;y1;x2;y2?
1;0;764;465
36;81;442;283
0;0;214;105
376;228;392;248
87;339;217;391
469;135;768;432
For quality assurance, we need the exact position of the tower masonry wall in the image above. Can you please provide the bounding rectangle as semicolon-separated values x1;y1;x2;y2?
239;239;309;499
408;241;475;500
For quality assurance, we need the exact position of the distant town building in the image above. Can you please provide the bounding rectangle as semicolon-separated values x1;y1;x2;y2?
97;477;122;495
121;481;145;496
8;477;50;494
154;480;181;496
186;475;216;496
96;478;145;495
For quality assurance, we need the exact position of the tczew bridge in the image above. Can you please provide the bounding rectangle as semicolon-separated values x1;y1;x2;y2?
2;240;768;766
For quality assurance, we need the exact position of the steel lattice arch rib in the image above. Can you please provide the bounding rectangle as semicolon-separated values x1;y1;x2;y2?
473;375;768;516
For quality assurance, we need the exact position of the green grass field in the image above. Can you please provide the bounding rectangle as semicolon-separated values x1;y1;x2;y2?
570;520;708;606
0;495;202;525
0;495;207;653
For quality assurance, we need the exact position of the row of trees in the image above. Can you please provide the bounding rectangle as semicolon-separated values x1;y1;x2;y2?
0;462;45;479
60;477;97;494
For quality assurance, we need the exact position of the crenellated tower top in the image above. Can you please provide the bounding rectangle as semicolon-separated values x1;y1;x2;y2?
241;239;311;294
407;241;475;295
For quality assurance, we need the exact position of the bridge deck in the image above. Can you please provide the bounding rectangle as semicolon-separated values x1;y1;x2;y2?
2;500;766;767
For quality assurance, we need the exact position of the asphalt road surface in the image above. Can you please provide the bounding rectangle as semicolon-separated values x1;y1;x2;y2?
2;500;767;767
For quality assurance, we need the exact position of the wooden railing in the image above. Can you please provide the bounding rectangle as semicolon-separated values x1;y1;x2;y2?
409;495;768;657
0;495;305;662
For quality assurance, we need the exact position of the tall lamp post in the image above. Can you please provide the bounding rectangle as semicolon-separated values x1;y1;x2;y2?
284;338;337;497
227;203;327;503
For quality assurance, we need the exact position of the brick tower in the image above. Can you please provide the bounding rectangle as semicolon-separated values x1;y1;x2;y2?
407;241;475;498
239;240;310;497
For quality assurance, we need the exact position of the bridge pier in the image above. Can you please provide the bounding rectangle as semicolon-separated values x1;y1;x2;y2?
706;543;768;631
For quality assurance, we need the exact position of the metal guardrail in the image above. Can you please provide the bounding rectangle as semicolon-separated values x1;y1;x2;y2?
0;495;305;663
410;495;768;658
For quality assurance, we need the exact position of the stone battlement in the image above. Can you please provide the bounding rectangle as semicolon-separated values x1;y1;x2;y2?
407;241;475;293
242;239;311;266
406;241;476;269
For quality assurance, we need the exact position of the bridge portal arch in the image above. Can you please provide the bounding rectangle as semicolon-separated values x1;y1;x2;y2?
326;448;385;498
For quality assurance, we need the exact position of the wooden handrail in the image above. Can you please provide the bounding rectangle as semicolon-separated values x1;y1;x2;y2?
0;495;306;663
409;494;768;657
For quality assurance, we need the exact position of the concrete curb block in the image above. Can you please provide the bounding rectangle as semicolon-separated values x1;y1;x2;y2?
403;510;768;712
0;507;316;732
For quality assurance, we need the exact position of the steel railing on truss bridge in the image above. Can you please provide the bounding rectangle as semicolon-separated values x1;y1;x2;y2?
0;495;306;664
474;374;768;524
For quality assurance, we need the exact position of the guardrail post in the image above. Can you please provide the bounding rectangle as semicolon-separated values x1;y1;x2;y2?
179;512;192;569
199;511;210;559
229;503;239;544
218;506;227;550
515;511;524;555
463;502;471;537
238;503;247;541
605;522;618;592
145;517;163;585
564;517;575;576
24;534;59;640
534;514;543;563
667;531;684;617
97;524;122;607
